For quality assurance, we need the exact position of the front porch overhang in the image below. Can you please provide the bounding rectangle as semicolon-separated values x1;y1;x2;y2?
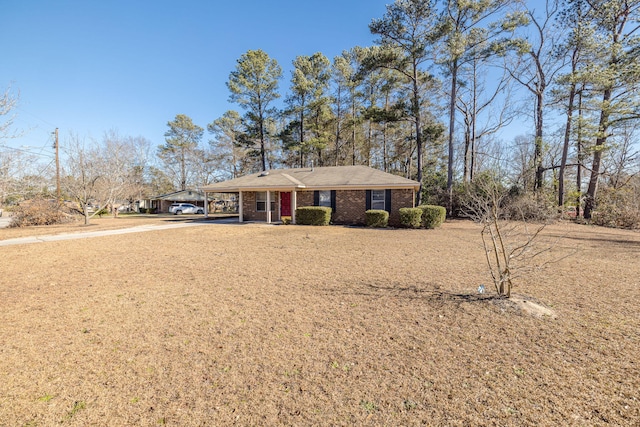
202;186;301;224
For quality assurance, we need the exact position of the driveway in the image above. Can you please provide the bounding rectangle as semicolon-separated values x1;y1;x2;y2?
0;216;249;247
0;216;11;229
0;221;210;247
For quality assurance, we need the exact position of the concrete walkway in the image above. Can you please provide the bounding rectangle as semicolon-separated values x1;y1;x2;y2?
0;216;11;229
0;221;211;247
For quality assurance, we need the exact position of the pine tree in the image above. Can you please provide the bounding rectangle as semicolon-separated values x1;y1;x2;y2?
227;50;282;172
158;114;203;191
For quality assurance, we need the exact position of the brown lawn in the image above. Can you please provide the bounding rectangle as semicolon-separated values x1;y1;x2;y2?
1;216;639;426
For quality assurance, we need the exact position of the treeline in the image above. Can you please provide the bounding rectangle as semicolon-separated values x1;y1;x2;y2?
186;0;640;224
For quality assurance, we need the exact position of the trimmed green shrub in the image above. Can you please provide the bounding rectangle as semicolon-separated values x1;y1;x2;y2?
419;205;446;229
399;207;423;228
295;206;331;225
365;209;389;228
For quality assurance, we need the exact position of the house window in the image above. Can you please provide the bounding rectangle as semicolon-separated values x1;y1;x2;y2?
371;190;385;210
256;191;276;212
318;190;331;207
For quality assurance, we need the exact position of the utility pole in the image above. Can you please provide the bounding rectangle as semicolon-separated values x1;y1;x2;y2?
53;128;60;202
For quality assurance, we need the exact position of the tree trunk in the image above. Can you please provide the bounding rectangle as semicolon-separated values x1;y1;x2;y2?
383;122;388;173
446;60;458;213
299;108;305;168
334;86;342;166
351;100;357;166
558;83;576;207
463;120;471;183
534;90;544;190
583;88;611;219
469;57;478;182
414;62;424;206
576;89;584;218
180;146;187;191
259;120;267;172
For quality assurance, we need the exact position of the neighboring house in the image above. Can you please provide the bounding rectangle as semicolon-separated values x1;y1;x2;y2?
200;165;420;226
139;189;208;213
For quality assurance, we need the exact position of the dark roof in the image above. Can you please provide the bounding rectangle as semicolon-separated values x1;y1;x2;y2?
200;165;419;192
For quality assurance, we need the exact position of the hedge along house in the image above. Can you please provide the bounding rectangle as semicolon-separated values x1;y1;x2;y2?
200;165;420;226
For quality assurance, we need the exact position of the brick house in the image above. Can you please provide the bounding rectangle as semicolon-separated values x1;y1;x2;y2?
200;165;420;226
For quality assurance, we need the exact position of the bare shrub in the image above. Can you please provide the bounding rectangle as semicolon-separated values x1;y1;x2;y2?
591;185;640;229
502;190;557;222
462;176;561;298
9;199;74;227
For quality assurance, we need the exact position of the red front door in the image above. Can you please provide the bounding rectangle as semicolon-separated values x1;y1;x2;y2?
280;192;292;216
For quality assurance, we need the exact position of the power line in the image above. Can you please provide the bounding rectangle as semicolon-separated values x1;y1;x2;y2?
14;106;57;128
0;144;55;158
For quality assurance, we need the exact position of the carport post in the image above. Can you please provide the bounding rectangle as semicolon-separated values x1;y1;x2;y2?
266;191;272;223
291;190;297;224
204;191;208;218
238;191;243;223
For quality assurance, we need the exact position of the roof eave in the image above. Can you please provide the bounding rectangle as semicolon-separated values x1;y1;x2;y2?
201;183;419;192
201;185;305;192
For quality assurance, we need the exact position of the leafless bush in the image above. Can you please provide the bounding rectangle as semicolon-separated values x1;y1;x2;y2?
502;191;557;222
591;184;640;229
462;177;560;298
9;199;74;227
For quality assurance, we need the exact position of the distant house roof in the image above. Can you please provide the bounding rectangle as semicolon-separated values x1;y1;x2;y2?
200;165;420;192
153;189;206;201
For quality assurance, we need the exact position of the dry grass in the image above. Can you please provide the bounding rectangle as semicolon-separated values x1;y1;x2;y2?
1;217;639;426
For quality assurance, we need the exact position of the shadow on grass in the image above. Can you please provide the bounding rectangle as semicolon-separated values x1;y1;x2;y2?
137;213;239;224
347;283;549;317
332;281;504;307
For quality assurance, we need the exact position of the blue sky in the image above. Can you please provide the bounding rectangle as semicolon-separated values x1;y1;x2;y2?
1;0;389;156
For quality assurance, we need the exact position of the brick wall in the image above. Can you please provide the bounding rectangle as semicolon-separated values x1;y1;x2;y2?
334;190;367;225
389;188;415;226
243;188;415;225
296;189;415;226
295;190;367;225
242;191;281;222
296;191;314;207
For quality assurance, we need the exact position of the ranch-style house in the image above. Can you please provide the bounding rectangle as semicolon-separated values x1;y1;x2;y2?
200;165;420;226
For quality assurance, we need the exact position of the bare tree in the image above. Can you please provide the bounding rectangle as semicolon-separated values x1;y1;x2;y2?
456;57;516;183
0;85;21;211
0;84;19;142
462;174;559;298
62;132;141;224
507;0;567;191
0;147;47;208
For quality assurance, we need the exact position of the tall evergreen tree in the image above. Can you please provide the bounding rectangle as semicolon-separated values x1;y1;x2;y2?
368;0;439;205
435;0;526;209
158;114;204;191
332;48;366;166
285;52;332;167
580;0;640;219
227;49;282;172
208;110;246;179
554;0;594;209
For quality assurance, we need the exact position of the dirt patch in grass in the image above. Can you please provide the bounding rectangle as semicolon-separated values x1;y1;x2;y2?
1;219;639;425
